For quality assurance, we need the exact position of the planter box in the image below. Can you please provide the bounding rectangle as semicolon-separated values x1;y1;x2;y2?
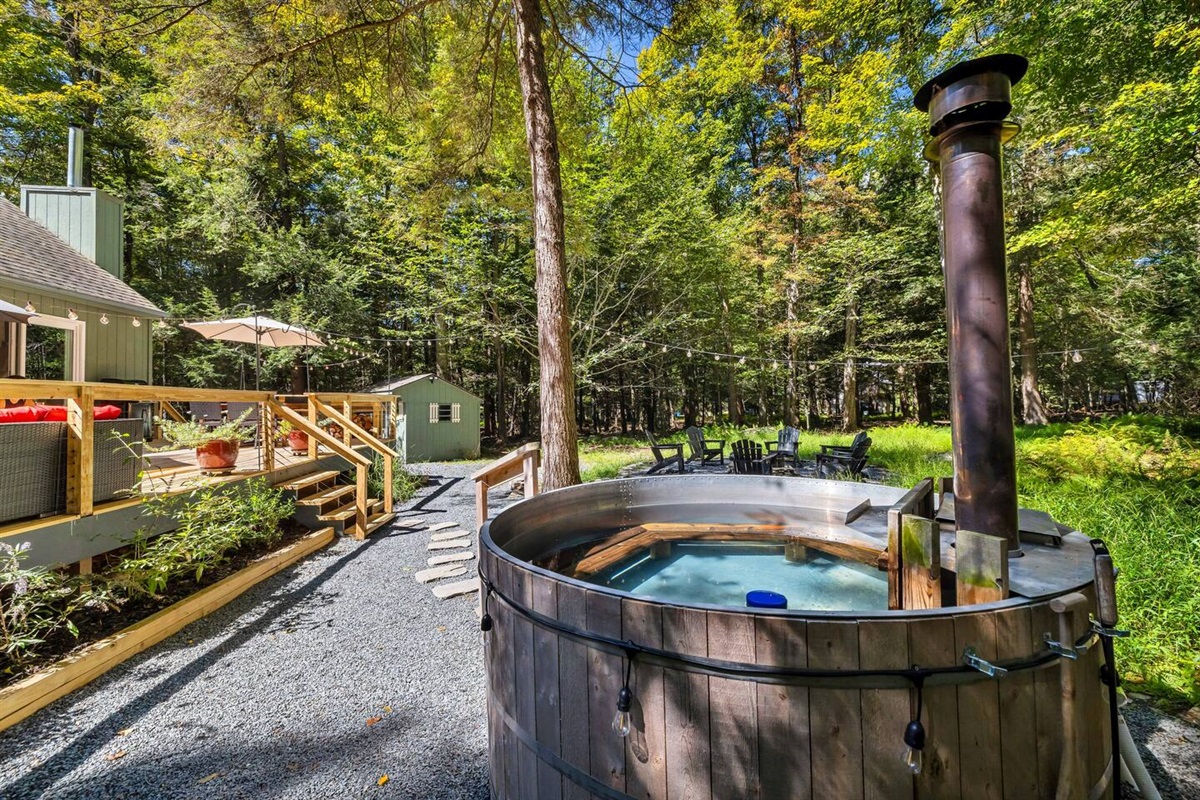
0;527;334;733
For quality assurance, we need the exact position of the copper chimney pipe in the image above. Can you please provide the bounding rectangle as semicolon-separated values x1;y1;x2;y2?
915;54;1028;552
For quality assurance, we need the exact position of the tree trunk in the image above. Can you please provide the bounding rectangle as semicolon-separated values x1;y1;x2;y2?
842;293;859;431
1016;259;1049;424
914;363;933;424
785;281;800;426
513;0;580;488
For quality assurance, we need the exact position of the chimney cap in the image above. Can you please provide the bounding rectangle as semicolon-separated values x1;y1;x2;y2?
913;53;1028;113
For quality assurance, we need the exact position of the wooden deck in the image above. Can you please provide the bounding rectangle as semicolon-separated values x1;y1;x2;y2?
141;442;335;495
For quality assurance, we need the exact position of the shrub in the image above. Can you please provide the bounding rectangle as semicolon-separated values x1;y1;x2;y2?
0;542;116;672
112;478;295;596
368;455;423;503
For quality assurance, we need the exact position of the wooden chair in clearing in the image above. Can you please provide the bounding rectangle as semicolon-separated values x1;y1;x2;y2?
685;425;725;465
819;430;868;458
644;430;685;475
764;426;801;472
815;435;872;478
731;439;771;475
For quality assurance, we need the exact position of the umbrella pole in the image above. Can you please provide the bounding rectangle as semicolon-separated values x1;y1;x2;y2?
254;314;261;391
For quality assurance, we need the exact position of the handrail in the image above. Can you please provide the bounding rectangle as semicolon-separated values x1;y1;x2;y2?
270;401;371;539
0;378;273;403
472;443;540;530
268;402;370;467
311;398;398;514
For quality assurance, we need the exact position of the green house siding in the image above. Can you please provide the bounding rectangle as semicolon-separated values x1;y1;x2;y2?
377;377;481;462
0;282;153;383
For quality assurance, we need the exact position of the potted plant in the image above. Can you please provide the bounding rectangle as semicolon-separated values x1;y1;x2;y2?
159;411;253;474
278;420;309;453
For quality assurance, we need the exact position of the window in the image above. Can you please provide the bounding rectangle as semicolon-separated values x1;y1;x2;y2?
429;403;457;423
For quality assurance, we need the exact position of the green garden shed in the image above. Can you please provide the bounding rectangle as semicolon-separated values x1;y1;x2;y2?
367;374;481;462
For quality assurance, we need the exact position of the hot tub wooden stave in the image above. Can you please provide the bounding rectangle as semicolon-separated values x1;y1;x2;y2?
479;542;1111;800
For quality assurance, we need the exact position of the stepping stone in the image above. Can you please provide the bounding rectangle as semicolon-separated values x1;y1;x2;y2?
433;579;480;600
428;552;475;566
431;529;469;542
394;517;427;529
428;538;471;550
427;521;458;532
415;564;468;583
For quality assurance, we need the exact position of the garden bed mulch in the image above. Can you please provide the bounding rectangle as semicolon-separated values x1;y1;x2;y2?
0;523;332;732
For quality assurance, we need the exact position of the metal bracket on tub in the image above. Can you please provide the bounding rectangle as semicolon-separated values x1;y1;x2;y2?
1043;627;1105;660
1091;619;1130;640
962;646;1008;677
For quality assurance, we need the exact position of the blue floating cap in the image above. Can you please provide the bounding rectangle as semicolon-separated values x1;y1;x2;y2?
746;590;787;609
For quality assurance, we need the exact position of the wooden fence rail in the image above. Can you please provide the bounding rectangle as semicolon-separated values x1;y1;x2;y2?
471;442;540;530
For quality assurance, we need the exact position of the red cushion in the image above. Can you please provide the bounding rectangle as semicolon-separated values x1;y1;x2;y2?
39;405;67;421
94;405;122;420
0;406;49;423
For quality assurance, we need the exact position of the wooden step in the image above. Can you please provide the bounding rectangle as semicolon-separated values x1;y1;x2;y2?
318;503;357;523
277;470;342;493
297;485;356;508
366;512;395;535
368;498;384;515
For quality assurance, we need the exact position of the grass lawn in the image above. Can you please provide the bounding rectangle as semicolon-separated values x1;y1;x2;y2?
578;417;1200;705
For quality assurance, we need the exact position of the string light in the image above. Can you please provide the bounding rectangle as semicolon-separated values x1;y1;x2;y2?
661;346;668;353
99;314;109;325
24;302;35;313
67;308;78;320
131;317;142;327
739;357;746;365
1072;350;1083;363
686;350;692;358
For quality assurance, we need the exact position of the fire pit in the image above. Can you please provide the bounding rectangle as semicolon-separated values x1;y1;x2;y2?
478;54;1116;800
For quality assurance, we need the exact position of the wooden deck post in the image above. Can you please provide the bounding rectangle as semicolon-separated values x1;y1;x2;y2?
307;396;318;459
343;400;352;446
261;401;275;473
955;529;1009;605
475;479;489;532
353;463;368;540
522;447;539;498
66;387;94;516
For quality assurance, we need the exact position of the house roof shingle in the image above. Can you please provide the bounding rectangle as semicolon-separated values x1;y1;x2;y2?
0;196;164;316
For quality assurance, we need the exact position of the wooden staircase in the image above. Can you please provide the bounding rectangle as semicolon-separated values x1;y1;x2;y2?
277;469;395;538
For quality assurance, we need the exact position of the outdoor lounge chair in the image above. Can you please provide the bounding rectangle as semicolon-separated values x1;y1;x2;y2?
644;431;685;475
764;426;801;472
685;426;725;465
731;439;771;475
819;430;868;458
815;435;871;479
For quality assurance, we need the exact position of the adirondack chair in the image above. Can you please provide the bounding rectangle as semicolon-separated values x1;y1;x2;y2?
818;430;868;458
731;439;771;475
816;435;872;478
644;431;685;475
765;426;801;472
685;426;725;465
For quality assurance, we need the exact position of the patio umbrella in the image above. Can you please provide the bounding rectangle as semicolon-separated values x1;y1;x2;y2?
181;315;325;390
0;298;37;325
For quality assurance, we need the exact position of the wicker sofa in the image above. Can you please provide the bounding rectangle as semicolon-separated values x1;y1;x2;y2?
0;419;144;525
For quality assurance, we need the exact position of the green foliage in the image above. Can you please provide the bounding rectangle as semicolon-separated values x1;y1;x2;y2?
368;455;423;504
0;542;116;671
112;479;294;596
157;411;254;449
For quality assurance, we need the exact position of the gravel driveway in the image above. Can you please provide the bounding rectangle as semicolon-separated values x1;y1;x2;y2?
2;461;1197;799
0;462;497;800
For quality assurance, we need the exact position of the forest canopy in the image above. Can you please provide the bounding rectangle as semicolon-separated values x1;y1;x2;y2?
1;0;1197;440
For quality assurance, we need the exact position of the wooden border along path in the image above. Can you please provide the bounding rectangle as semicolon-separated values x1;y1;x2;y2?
0;527;334;734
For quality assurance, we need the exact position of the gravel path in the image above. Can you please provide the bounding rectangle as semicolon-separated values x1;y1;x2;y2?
0;462;499;800
2;462;1197;799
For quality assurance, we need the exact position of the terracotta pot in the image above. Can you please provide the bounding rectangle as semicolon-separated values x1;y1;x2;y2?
287;430;309;452
195;438;240;473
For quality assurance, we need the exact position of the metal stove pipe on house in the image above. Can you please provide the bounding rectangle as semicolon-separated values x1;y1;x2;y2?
915;54;1028;552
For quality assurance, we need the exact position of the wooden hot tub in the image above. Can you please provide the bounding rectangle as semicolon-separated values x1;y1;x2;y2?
478;475;1112;800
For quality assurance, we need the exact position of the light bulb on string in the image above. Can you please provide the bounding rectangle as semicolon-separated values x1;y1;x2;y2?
739;357;746;365
67;308;78;321
714;354;720;361
901;676;926;775
661;346;668;353
1071;350;1083;364
100;314;109;325
132;317;142;327
686;350;692;358
24;302;35;313
612;654;634;739
772;361;779;370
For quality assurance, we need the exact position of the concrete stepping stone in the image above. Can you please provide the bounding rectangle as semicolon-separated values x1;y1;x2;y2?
394;517;427;529
430;529;469;542
415;564;468;583
433;579;480;600
428;552;475;566
428;538;471;550
426;521;458;532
